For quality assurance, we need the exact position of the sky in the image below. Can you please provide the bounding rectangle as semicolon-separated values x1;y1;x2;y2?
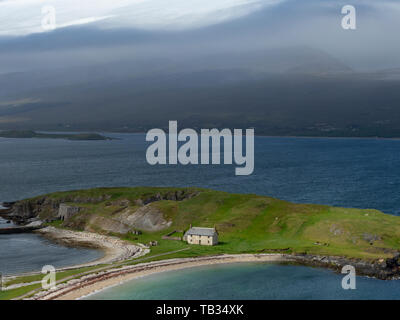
0;0;399;72
0;0;283;36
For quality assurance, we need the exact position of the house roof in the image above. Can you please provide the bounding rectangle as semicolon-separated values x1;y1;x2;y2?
184;227;216;237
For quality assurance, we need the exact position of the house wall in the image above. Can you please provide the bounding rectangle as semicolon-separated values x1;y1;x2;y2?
211;233;218;245
187;234;218;246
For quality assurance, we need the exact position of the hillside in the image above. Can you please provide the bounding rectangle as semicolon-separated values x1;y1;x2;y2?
7;187;400;262
1;72;400;137
0;46;400;137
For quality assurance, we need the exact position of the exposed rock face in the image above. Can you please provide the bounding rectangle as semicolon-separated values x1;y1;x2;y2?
116;204;172;232
6;194;112;223
10;201;38;220
1;202;15;208
89;216;132;234
5;189;198;232
140;190;198;205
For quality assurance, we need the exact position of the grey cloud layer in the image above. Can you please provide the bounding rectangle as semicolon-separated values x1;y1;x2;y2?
0;0;399;72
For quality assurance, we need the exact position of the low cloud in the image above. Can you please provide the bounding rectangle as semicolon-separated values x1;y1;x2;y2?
0;0;399;72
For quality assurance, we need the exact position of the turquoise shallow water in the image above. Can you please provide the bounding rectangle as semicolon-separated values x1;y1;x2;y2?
84;262;400;300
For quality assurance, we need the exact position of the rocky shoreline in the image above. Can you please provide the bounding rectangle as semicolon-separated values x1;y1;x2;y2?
289;253;400;280
35;226;150;267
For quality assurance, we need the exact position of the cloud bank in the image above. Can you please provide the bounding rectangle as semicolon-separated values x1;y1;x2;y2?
0;0;283;36
0;0;399;72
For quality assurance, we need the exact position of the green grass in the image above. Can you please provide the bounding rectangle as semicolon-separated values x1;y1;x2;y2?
7;186;400;300
31;186;400;261
0;264;113;300
0;284;42;300
4;265;105;287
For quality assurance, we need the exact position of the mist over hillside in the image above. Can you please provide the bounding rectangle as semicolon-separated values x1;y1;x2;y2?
0;0;399;137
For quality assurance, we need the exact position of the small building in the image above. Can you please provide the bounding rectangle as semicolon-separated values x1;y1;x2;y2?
183;227;218;246
58;204;80;221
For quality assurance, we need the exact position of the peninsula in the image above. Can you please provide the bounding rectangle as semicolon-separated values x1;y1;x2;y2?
2;186;400;300
0;130;112;141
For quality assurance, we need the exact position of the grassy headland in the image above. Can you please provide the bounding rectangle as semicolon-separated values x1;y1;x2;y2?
4;186;400;299
14;187;400;260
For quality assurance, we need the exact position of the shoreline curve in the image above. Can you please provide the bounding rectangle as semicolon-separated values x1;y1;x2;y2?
32;254;293;300
35;226;148;268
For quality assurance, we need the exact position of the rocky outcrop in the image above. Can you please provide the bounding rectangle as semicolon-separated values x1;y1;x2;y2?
0;202;15;208
4;189;199;234
292;253;400;280
0;202;15;215
116;204;172;232
89;216;132;234
6;190;198;225
5;194;112;224
140;190;199;205
0;225;43;234
10;201;39;220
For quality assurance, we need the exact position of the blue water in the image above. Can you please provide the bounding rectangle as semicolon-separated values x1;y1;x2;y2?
0;211;103;275
0;218;103;275
1;134;400;296
1;134;400;214
84;262;400;300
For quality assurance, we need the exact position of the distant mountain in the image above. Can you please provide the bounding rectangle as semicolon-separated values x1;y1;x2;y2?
0;46;399;137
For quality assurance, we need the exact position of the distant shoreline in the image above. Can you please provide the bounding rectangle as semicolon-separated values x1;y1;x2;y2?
2;129;400;140
0;130;114;141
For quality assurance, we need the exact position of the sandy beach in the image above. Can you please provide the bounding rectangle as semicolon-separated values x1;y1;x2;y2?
31;254;294;300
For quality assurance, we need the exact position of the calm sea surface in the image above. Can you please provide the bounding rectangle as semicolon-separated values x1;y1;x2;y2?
1;134;400;296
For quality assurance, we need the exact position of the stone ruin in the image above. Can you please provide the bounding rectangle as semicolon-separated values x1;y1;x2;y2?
58;203;80;221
